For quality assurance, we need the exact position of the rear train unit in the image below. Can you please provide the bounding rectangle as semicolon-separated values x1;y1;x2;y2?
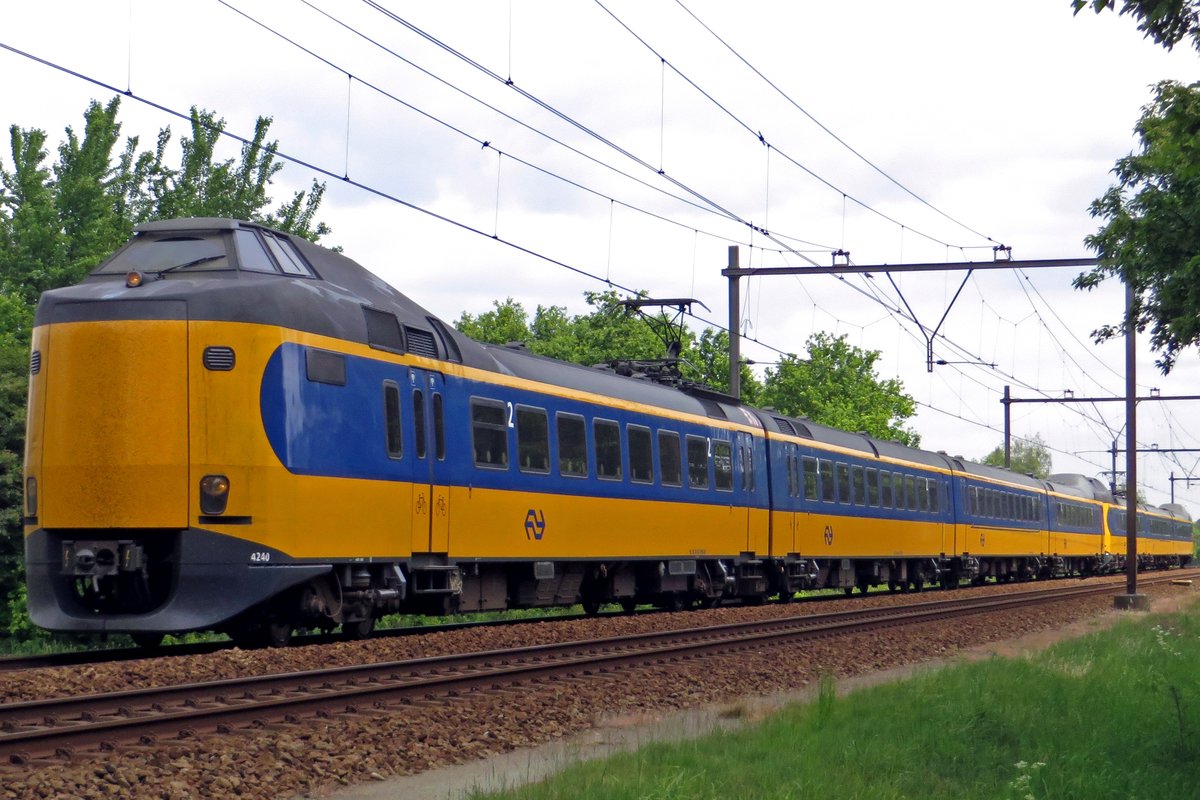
21;219;1193;645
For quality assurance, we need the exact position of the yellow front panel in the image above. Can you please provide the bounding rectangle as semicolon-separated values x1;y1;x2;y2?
23;327;49;533
43;317;189;528
186;320;416;559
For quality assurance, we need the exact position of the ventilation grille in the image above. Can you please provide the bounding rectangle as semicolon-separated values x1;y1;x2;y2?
30;350;41;375
773;416;796;435
405;327;438;359
203;346;236;371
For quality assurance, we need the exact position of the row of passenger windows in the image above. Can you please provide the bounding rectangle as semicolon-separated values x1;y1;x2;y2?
470;398;757;491
968;486;1043;523
1056;501;1099;528
1109;511;1182;537
782;454;942;513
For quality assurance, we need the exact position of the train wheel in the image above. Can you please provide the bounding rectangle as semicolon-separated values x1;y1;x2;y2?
131;633;164;649
343;617;375;640
263;619;293;648
843;586;854;597
620;598;638;614
581;599;602;616
910;578;924;593
887;580;898;593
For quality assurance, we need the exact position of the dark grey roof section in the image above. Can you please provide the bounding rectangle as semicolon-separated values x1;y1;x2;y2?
953;459;1048;491
135;217;241;232
483;343;728;421
39;218;503;373
1048;474;1114;503
1044;478;1091;501
792;418;876;456
1162;503;1193;521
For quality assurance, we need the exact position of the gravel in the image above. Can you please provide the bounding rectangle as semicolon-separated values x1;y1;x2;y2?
1;576;1192;800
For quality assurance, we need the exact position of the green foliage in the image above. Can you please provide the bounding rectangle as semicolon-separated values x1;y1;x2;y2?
980;433;1054;478
0;96;330;642
680;327;764;405
762;332;920;446
1076;80;1200;372
1073;1;1200;53
457;290;685;366
455;302;917;443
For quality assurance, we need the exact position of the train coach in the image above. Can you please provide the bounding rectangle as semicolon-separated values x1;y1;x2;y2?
21;218;1193;646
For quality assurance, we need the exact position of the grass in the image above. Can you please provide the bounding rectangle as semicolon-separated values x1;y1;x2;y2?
472;602;1200;800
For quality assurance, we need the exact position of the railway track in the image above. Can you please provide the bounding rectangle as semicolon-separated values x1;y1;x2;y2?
2;571;1187;767
0;571;1169;673
0;609;610;673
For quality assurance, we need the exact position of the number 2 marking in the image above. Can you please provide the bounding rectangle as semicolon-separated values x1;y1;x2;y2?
506;401;515;428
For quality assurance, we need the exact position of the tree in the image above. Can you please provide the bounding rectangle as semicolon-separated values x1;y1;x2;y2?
681;327;763;405
1072;1;1200;53
1074;80;1200;372
761;334;920;444
980;434;1053;478
761;332;920;447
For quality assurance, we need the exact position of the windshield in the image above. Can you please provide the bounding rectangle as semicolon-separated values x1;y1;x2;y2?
93;234;230;274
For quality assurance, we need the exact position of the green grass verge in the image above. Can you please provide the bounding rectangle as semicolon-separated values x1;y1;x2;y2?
473;602;1200;800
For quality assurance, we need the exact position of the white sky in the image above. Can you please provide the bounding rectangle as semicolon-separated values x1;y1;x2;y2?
4;0;1200;508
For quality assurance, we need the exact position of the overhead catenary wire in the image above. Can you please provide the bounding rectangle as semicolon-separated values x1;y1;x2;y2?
591;0;995;252
671;0;997;246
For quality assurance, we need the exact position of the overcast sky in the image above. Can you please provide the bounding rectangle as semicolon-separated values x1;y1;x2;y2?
5;0;1200;508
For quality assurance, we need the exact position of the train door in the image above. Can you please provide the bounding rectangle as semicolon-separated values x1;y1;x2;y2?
408;369;450;554
737;431;760;552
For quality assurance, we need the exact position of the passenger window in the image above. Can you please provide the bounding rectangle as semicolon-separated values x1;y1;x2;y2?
836;463;851;504
929;480;939;512
917;479;929;512
906;475;917;511
893;472;905;509
658;430;682;487
687;435;709;489
470;398;508;468
432;394;445;460
713;441;733;491
742;444;755;492
803;456;819;501
413;390;426;459
517;406;550;473
852;466;865;506
594;419;622;480
384;382;402;458
557;413;588;477
819;460;835;502
881;470;892;508
628;425;653;484
866;468;880;507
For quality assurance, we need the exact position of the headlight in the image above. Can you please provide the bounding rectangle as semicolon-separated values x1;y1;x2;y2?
200;474;230;515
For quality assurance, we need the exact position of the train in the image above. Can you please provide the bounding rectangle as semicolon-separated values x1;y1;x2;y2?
21;218;1194;646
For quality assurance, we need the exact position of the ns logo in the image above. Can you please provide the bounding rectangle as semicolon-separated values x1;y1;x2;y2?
525;509;546;541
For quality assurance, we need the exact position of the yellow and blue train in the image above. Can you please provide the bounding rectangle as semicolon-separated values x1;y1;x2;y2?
22;218;1194;645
